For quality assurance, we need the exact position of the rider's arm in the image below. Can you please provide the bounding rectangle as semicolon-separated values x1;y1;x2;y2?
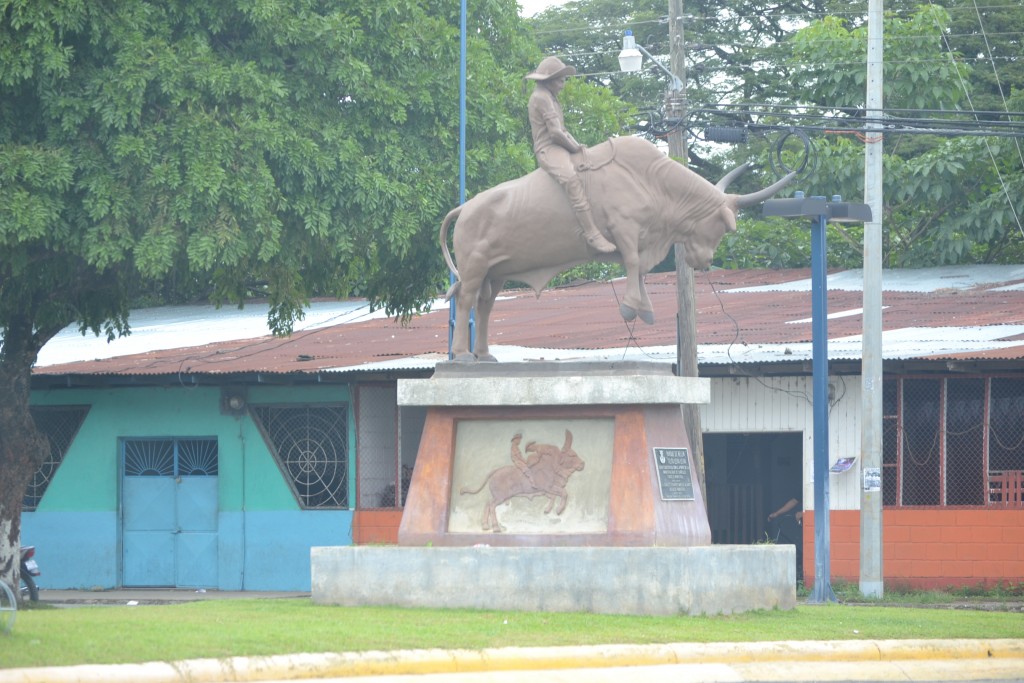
531;91;581;152
543;111;581;152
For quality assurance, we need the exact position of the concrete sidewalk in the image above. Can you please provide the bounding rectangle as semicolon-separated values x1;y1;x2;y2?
37;589;308;606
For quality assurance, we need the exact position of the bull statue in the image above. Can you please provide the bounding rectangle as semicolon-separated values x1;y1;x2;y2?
441;135;794;362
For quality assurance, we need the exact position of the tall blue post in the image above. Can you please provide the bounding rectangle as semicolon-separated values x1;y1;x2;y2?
449;0;469;360
763;193;870;602
810;197;835;604
459;0;466;209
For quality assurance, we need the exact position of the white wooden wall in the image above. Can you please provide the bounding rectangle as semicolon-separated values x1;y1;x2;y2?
700;375;864;510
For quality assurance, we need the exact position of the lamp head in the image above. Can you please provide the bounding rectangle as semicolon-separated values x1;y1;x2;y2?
618;30;643;73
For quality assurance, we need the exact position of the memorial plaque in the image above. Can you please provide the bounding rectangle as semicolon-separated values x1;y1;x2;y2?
653;447;694;501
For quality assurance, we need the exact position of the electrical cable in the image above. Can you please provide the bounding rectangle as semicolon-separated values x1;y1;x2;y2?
703;270;814;406
925;0;1024;241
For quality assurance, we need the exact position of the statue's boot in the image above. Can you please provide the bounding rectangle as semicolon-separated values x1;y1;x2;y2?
577;209;616;253
564;177;616;253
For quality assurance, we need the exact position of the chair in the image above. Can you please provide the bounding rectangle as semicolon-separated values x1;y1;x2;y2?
989;470;1024;506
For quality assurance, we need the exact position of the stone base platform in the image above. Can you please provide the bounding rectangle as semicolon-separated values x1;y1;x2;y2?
311;545;796;616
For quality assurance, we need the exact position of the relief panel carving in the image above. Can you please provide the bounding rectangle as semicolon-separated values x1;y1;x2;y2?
448;418;614;534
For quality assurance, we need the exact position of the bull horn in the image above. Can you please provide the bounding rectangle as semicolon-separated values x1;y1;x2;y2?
563;430;572;451
715;162;751;192
732;170;798;209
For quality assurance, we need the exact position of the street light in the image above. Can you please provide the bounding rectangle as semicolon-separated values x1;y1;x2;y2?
617;30;683;91
764;193;872;604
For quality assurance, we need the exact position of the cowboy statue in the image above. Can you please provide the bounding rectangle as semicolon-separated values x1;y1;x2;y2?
525;56;617;254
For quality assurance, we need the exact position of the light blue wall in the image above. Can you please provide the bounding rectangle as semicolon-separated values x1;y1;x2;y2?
229;511;353;590
20;512;118;588
26;383;357;591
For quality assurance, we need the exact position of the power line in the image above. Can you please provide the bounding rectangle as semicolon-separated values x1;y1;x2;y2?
924;0;1024;240
529;2;1024;36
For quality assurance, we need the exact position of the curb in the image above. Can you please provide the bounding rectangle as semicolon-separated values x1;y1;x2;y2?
3;639;1024;683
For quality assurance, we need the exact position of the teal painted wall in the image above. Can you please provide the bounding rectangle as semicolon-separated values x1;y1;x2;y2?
25;383;356;590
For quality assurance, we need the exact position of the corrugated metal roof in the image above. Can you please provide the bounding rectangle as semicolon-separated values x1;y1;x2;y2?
32;266;1024;379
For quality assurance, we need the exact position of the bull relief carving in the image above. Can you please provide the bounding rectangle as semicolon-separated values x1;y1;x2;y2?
460;430;585;532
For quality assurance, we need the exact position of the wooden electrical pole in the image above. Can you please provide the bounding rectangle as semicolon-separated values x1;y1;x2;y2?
667;0;706;503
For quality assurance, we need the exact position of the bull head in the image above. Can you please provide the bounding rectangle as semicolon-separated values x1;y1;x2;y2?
679;163;797;271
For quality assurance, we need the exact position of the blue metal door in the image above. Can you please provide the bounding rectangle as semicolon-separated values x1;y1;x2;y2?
122;439;218;587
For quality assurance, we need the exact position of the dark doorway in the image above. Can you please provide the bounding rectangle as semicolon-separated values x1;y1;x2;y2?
704;432;803;550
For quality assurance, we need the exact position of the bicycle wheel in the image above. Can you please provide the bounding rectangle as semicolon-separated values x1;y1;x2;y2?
0;580;16;634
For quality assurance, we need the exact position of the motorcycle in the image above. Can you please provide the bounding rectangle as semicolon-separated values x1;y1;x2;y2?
20;546;40;602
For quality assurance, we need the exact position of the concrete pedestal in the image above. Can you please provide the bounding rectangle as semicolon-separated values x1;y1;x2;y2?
397;361;711;547
311;362;795;615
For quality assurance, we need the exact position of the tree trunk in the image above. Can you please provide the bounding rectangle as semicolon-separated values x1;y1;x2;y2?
0;319;51;601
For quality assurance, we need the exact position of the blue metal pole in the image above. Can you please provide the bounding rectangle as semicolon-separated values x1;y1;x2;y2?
810;199;835;603
459;0;466;206
448;0;468;360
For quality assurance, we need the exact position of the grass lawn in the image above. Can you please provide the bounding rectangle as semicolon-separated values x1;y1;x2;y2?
1;599;1022;669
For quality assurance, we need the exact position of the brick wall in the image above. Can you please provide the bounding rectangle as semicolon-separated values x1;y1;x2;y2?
352;510;403;545
803;509;1024;590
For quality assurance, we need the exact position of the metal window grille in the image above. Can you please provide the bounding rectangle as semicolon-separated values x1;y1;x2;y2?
251;404;349;509
946;378;985;506
902;378;942;505
881;381;899;506
123;438;218;476
357;385;402;509
990;378;1024;504
23;406;90;510
883;375;1024;507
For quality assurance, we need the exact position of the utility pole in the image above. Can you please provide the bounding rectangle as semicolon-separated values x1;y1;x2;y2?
860;0;885;598
668;0;706;502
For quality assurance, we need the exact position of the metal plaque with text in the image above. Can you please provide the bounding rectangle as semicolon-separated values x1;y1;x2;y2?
652;447;694;501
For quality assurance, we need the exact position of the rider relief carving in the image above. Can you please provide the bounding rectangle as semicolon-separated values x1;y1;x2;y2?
447;419;614;535
459;431;585;532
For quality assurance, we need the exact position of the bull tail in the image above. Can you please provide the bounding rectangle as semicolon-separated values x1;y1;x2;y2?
460;467;501;496
440;205;462;301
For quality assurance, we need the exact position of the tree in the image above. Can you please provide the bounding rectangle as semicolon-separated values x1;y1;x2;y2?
0;0;627;595
785;3;1024;267
530;0;1023;269
529;0;834;173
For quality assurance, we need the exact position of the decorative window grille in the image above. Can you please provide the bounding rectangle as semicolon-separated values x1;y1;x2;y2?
251;404;349;509
123;438;218;476
883;375;1024;507
23;406;90;510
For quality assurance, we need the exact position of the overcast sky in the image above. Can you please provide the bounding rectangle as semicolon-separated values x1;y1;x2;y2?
518;0;568;17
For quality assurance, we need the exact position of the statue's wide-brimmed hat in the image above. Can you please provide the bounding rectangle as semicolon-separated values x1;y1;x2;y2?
524;56;576;81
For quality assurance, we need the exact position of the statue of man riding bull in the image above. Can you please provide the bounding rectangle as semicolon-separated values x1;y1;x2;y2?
441;56;795;363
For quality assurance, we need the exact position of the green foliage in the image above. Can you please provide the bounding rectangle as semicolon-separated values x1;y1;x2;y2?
714;216;863;271
546;261;625;288
788;6;1024;267
528;1;1024;271
790;5;967;111
0;0;599;343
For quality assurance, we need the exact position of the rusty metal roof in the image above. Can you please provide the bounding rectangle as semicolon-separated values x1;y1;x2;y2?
32;266;1024;381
